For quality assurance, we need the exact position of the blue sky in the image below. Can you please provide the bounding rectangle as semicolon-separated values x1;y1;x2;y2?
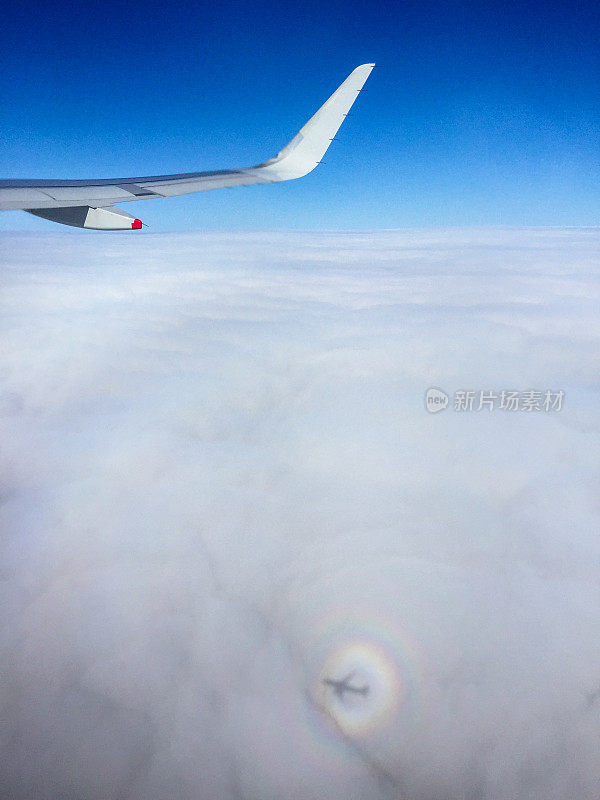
0;0;598;231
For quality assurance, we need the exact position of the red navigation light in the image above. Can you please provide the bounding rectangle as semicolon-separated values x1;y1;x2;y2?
131;219;142;229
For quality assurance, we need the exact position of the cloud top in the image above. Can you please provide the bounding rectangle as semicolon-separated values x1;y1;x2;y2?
1;228;599;799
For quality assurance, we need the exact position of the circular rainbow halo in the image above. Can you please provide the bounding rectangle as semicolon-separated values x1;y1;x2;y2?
317;637;406;737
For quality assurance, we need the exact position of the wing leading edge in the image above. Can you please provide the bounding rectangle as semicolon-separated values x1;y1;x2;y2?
0;63;375;230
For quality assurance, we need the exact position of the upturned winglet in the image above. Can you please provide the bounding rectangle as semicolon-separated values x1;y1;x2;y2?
256;63;376;180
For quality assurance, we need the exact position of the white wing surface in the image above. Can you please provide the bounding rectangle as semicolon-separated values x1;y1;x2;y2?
0;64;374;230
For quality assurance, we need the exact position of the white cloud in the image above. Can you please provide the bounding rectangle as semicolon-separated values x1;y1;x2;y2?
1;228;599;799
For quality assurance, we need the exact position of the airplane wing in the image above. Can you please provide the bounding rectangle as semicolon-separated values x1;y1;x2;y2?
0;63;374;230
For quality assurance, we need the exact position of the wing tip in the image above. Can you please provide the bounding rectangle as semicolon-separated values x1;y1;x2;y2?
349;63;376;81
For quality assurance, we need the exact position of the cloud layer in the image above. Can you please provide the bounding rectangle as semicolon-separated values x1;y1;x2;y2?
1;228;599;799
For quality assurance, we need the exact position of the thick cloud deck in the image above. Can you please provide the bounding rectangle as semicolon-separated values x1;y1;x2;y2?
1;228;599;799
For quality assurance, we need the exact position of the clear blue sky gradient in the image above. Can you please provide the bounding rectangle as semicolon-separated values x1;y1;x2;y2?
0;0;598;231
